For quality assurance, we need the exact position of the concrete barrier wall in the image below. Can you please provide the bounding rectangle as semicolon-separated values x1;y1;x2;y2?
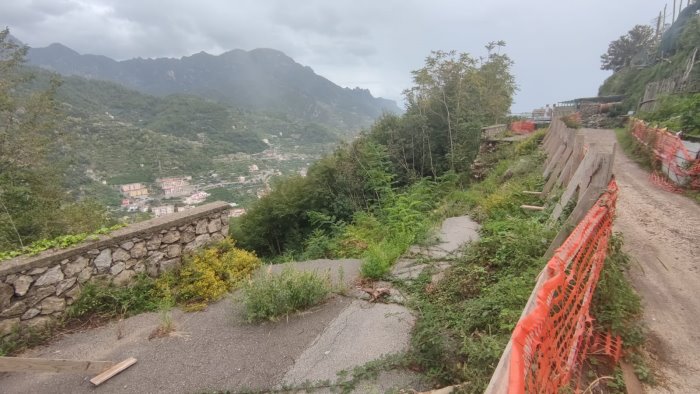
0;202;230;336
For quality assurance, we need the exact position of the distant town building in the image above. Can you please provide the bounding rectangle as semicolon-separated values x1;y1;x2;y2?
299;167;308;177
177;205;195;212
156;176;192;197
238;176;246;183
121;199;131;208
229;208;247;218
120;183;149;198
248;164;259;172
184;191;210;205
152;205;175;217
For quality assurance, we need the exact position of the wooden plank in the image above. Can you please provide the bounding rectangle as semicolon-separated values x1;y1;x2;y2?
560;134;585;187
522;191;542;196
521;205;545;211
621;361;644;394
542;150;569;197
543;183;605;259
543;145;566;178
550;150;602;221
90;357;137;386
0;357;114;374
554;146;574;188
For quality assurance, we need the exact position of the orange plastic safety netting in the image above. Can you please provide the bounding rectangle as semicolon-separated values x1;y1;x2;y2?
630;118;700;190
509;178;620;394
511;120;536;134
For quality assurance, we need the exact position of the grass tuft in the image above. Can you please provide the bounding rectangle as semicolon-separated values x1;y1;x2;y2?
242;267;332;322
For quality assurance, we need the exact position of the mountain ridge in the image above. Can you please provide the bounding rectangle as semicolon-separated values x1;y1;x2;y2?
27;43;400;130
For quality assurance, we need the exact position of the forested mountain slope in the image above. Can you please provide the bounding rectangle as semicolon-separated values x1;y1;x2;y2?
28;44;400;131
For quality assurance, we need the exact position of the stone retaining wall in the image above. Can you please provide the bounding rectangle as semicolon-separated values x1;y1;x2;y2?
0;202;230;336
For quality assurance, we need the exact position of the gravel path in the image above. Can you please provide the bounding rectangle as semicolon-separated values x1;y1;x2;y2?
584;128;700;393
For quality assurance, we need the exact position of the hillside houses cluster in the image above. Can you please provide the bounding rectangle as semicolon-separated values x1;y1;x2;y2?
118;176;212;217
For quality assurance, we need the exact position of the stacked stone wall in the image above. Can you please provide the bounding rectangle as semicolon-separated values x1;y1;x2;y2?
0;202;230;336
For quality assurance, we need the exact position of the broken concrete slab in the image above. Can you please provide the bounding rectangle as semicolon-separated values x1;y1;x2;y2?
282;300;415;386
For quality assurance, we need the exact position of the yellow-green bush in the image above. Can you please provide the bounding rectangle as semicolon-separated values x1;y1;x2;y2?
156;238;261;307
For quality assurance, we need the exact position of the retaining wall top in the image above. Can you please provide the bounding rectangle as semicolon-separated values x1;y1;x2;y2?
0;202;230;277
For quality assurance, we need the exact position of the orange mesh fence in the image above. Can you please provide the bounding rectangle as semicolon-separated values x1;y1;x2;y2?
630;118;700;190
509;179;620;394
649;171;683;193
510;120;536;134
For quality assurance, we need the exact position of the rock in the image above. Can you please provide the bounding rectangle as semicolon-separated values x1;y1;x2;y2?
110;262;126;276
28;286;56;306
112;248;131;262
120;241;134;251
183;241;196;253
40;297;66;314
130;242;147;258
1;282;15;309
34;265;64;287
146;252;164;278
87;249;100;256
221;225;229;236
94;249;112;273
65;286;81;304
146;263;159;278
162;230;180;244
146;251;164;266
134;263;146;274
181;226;196;243
387;289;407;305
195;218;208;234
77;267;92;283
64;256;89;277
166;244;181;258
113;270;136;287
24;316;51;330
27;267;47;275
146;235;162;251
55;277;77;295
194;234;211;249
210;233;225;243
207;218;222;233
12;275;33;297
1;301;27;318
21;308;41;320
0;318;19;336
125;259;138;268
160;258;181;273
4;274;17;285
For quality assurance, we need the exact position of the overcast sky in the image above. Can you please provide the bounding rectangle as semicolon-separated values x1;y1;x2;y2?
1;0;676;111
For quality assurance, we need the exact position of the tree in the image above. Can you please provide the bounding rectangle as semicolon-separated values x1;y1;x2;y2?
0;28;108;251
600;25;656;71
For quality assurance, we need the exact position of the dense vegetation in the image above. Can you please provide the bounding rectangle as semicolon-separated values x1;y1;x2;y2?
0;29;112;251
233;44;517;261
599;5;700;115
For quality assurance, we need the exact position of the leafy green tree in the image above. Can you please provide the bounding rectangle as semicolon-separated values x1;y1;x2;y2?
0;28;109;251
600;25;656;71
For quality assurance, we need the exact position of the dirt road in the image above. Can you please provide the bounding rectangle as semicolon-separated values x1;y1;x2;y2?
585;129;700;393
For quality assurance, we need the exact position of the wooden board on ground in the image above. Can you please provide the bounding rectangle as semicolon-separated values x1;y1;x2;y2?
90;357;137;386
0;356;137;387
0;357;114;374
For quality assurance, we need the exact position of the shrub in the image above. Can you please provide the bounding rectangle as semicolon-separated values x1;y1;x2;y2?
243;267;331;322
157;238;261;307
360;232;413;279
67;274;160;319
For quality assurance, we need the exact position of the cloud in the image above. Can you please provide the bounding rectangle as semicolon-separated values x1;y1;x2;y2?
1;0;672;111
